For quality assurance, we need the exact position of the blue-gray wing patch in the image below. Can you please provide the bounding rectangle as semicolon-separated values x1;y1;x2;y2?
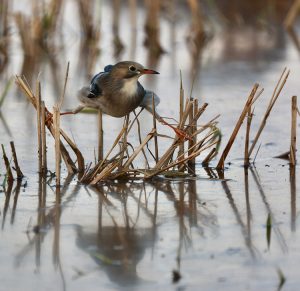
89;73;103;98
104;64;113;72
88;65;112;98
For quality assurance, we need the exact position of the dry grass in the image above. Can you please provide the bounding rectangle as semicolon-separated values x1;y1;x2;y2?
216;68;290;171
15;63;294;184
15;75;218;184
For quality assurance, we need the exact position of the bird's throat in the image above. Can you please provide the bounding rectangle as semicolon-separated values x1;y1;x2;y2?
120;78;138;97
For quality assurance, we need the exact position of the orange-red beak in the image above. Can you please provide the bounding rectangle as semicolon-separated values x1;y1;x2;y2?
141;68;159;75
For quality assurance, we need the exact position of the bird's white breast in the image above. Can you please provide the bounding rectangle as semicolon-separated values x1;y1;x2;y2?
120;78;138;97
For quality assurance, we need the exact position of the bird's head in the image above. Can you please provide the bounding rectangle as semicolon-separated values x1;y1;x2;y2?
110;61;159;79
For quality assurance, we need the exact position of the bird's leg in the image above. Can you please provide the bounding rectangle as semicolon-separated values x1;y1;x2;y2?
44;105;85;125
45;108;54;126
60;104;85;115
158;117;193;141
144;105;192;141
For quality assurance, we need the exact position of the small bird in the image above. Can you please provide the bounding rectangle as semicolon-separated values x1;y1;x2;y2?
59;61;190;140
72;61;160;117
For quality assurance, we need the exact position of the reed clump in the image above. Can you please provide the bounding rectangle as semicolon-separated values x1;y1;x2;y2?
15;75;218;185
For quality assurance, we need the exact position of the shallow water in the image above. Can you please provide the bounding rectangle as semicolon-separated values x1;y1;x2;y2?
1;1;300;290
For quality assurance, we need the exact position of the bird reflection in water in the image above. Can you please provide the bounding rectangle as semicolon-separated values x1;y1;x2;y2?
74;180;218;287
75;182;158;286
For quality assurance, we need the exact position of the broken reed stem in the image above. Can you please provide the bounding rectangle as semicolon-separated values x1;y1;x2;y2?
98;110;103;162
1;144;13;183
59;128;84;173
10;141;23;178
217;83;259;170
81;126;127;183
192;99;198;158
146;139;218;179
155;99;207;171
119;115;130;169
36;81;42;173
90;160;120;184
41;101;47;174
244;106;253;167
123;129;155;170
249;69;290;157
290;96;297;166
178;71;185;160
134;110;150;168
53;106;61;187
15;76;78;174
58;61;70;109
152;94;159;163
188;98;196;173
155;129;217;177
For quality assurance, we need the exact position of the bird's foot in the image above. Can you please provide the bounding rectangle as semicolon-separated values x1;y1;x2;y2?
44;110;75;126
45;109;53;126
173;127;193;141
159;118;192;141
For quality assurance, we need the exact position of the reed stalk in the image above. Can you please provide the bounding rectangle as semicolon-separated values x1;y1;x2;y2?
244;106;253;167
10;141;23;178
53;106;61;187
98;110;103;162
290;96;297;166
36;81;42;173
15;76;79;173
1;144;13;183
152;94;159;163
249;69;290;157
134;110;150;168
217;83;259;170
178;72;185;161
41;101;47;174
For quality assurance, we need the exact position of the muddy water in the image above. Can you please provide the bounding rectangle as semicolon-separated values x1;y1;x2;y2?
1;1;300;291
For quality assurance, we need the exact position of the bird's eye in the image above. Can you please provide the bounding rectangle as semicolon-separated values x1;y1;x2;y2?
129;65;136;72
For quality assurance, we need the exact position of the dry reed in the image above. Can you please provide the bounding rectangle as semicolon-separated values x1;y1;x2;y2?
248;69;290;157
1;144;14;183
18;82;216;184
98;110;104;162
290;96;297;166
244;107;253;167
15;76;84;174
216;83;260;170
53;106;61;187
10;141;23;179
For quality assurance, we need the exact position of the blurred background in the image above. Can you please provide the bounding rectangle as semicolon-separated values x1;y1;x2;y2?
0;0;297;96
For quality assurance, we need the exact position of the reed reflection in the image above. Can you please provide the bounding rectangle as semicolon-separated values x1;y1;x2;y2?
290;165;296;232
221;178;257;259
74;179;217;287
250;167;288;253
14;174;79;272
